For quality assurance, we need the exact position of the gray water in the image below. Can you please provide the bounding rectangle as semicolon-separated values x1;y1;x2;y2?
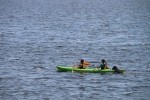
0;0;150;100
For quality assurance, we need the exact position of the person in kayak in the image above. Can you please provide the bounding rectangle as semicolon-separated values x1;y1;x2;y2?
99;59;109;70
78;59;90;69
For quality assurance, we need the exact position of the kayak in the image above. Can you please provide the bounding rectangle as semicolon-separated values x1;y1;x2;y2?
57;66;125;73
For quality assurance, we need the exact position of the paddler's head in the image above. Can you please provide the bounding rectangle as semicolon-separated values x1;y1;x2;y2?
101;59;105;64
80;59;84;64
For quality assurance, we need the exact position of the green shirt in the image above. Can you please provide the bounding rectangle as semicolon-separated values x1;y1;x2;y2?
100;64;106;69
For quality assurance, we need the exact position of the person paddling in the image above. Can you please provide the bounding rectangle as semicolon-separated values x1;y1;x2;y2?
78;59;90;69
99;59;109;70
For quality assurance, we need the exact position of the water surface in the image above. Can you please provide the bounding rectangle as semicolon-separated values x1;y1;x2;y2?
0;0;150;100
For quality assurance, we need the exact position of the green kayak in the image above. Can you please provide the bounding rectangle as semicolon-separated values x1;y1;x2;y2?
57;66;125;73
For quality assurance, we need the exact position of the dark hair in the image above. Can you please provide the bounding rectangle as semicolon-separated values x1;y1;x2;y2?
81;59;84;64
101;59;105;63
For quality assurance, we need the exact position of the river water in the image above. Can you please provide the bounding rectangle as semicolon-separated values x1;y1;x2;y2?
0;0;150;100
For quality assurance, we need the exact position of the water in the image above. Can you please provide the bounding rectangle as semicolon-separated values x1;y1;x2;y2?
0;0;150;100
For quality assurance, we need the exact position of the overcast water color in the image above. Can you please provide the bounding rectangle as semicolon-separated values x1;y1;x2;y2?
0;0;150;100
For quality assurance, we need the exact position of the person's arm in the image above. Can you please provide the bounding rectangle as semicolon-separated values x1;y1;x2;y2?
104;62;109;69
83;61;90;67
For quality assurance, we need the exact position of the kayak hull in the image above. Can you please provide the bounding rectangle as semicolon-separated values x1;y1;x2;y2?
57;66;125;73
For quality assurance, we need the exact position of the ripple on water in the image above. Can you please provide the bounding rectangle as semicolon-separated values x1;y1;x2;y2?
0;0;150;100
